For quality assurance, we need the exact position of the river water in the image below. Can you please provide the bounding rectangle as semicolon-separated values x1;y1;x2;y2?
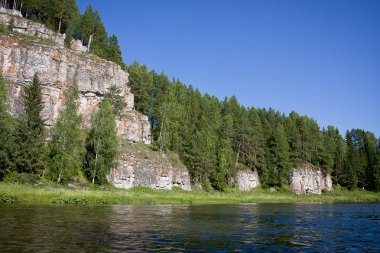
0;203;379;252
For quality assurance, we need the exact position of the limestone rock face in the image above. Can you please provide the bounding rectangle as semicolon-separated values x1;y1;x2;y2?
235;170;260;191
0;7;65;46
0;34;150;143
108;144;191;191
70;39;87;52
290;165;333;194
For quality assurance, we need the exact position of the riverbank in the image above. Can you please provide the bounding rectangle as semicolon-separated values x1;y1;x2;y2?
1;183;379;205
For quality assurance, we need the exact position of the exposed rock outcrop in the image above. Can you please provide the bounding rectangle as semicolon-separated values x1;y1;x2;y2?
0;9;151;143
108;143;191;191
290;165;333;194
0;7;65;46
235;170;260;191
0;8;194;190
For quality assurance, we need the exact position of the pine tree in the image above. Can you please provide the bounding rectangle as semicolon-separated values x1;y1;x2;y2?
48;83;84;183
0;74;15;179
76;5;108;57
128;62;154;115
273;123;290;186
104;84;126;118
85;99;118;184
14;74;46;175
343;131;358;189
51;0;78;34
107;34;124;68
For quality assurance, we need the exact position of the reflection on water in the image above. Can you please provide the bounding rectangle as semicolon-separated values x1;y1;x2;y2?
0;203;379;252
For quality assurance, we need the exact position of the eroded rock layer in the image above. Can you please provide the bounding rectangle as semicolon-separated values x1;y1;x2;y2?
0;34;151;143
108;143;191;191
235;170;260;191
290;165;333;194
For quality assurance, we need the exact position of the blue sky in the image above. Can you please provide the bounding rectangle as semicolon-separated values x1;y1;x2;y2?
77;0;380;137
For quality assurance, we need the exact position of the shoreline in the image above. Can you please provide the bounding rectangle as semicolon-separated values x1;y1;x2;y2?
1;183;379;205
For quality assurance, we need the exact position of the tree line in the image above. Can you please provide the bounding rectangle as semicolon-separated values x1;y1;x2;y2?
0;74;119;185
1;0;124;68
127;61;380;191
1;1;379;192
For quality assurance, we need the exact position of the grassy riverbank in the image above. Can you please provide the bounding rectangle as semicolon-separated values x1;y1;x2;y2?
1;183;380;205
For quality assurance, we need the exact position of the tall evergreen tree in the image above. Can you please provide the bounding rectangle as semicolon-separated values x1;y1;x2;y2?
128;62;154;115
85;99;118;184
76;5;108;58
14;74;46;175
273;123;290;186
48;83;84;183
343;131;359;189
106;34;124;68
50;0;78;34
0;75;15;179
104;84;126;118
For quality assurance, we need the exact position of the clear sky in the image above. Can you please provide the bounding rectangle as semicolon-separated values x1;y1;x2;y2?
77;0;380;137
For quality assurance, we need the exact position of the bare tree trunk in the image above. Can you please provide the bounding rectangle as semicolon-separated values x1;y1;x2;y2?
58;9;63;33
87;34;93;52
92;140;100;184
13;0;16;10
159;122;164;153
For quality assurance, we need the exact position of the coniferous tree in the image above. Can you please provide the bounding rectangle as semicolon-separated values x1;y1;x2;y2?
104;84;126;118
51;0;78;34
107;34;124;68
0;75;15;179
14;74;46;175
76;5;108;57
128;61;154;115
48;83;84;183
343;131;358;189
85;99;118;184
273;123;290;186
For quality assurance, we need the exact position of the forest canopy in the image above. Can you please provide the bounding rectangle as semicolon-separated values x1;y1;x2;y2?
0;1;379;191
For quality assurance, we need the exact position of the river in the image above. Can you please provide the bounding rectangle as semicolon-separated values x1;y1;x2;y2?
0;203;379;252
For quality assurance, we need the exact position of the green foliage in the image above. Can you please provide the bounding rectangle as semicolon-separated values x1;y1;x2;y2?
48;83;84;183
0;75;15;179
106;34;124;68
76;5;108;58
22;0;78;34
14;74;46;175
128;62;154;115
3;171;41;184
104;84;126;117
7;17;14;33
85;99;118;184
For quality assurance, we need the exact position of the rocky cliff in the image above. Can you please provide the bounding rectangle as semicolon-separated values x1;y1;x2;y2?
0;8;150;143
0;8;196;190
290;165;334;194
235;170;260;191
108;142;191;191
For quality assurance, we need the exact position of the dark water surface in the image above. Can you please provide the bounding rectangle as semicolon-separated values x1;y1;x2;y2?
0;203;379;252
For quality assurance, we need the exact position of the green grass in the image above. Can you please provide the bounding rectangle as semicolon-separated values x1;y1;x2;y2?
0;183;379;205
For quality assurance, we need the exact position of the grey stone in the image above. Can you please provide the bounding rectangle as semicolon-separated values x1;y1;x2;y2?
235;170;260;191
0;33;150;143
290;165;334;194
108;145;191;191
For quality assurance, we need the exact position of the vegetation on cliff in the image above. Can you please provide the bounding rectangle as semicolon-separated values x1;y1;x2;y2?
1;0;125;68
0;73;119;185
128;62;380;192
0;1;379;193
